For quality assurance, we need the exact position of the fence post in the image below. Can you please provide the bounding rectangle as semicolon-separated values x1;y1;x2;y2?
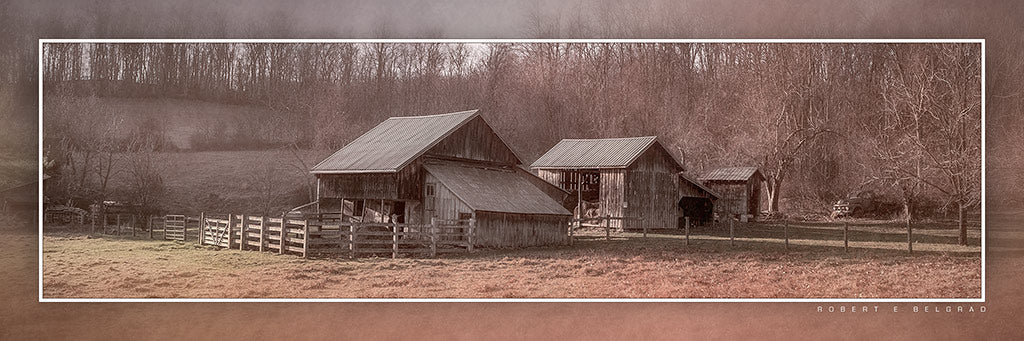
199;212;205;245
239;214;247;251
302;219;308;258
844;222;849;253
259;216;266;252
684;217;690;246
604;215;610;241
115;214;121;235
784;222;789;251
279;214;286;255
349;223;356;259
568;219;575;246
148;215;153;239
467;218;476;253
430;218;438;258
227;214;236;249
392;221;398;259
907;220;913;255
642;218;647;239
131;215;137;237
729;219;734;247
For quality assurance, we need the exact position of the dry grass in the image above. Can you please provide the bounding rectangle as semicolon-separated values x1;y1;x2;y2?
40;219;982;299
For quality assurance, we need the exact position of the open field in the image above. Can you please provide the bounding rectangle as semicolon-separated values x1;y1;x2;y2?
40;219;981;299
68;149;333;213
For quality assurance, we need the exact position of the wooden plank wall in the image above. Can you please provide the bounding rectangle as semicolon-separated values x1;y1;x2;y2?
599;170;625;229
424;116;520;165
536;169;561;186
319;173;399;200
623;147;683;230
423;172;474;221
474;211;569;248
704;181;748;217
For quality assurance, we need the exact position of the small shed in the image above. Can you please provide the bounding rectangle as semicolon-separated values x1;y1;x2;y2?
698;167;764;220
310;109;572;248
531;136;717;230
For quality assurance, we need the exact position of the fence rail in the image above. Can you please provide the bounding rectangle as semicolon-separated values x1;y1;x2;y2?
80;211;922;257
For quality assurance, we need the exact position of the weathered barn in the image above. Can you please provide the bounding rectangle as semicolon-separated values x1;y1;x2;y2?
530;136;717;230
310;110;572;248
698;167;764;220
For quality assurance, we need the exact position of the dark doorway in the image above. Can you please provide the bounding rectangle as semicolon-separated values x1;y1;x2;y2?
678;197;713;227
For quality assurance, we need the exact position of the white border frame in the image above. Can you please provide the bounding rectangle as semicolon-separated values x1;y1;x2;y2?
37;38;985;303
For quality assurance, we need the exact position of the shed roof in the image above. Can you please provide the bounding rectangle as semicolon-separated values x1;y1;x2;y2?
698;167;762;182
680;172;721;199
423;162;571;216
530;136;675;169
311;110;480;174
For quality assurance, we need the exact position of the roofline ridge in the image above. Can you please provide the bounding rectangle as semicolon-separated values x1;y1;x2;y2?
386;109;479;120
557;135;658;142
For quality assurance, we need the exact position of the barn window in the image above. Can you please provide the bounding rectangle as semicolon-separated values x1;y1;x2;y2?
425;184;436;211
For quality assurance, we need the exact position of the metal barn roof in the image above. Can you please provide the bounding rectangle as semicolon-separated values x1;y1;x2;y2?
311;110;479;174
698;167;762;182
423;162;571;216
530;136;671;169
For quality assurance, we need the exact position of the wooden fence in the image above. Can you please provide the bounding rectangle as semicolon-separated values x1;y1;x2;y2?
568;216;636;245
162;215;201;242
194;213;475;258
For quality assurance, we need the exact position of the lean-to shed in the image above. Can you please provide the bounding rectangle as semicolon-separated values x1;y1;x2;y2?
698;167;764;220
531;136;717;230
310;109;572;248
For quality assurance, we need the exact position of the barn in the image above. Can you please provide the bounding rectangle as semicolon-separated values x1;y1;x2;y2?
698;167;764;221
310;109;572;248
530;136;718;230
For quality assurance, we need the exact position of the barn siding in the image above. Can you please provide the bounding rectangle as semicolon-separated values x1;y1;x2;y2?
425;116;520;165
621;148;683;230
319;173;399;200
679;177;713;198
519;168;572;210
396;159;423;201
474;211;569;248
536;169;561;187
598;170;625;229
704;181;750;217
423;172;474;221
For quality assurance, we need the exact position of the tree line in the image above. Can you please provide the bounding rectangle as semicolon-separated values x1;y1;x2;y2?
41;42;981;241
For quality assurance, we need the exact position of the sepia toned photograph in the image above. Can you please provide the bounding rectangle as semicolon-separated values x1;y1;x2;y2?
4;0;1024;339
38;41;982;299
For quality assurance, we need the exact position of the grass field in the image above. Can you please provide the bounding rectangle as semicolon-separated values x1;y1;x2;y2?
39;219;982;299
66;149;333;213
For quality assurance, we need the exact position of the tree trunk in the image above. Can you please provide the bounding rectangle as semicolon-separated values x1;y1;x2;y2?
905;198;913;255
958;202;967;246
766;176;782;213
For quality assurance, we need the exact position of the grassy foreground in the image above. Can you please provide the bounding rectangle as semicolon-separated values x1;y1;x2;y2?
40;220;981;299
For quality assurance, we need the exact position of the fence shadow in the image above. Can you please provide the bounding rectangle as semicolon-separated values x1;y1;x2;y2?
687;223;981;247
579;233;981;259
